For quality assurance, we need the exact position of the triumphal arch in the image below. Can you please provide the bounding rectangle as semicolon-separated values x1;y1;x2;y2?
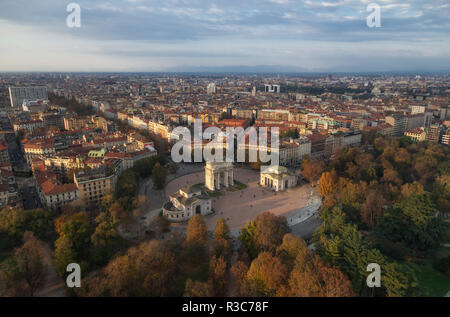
205;162;234;191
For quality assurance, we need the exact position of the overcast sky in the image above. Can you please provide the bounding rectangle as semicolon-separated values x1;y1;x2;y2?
0;0;449;72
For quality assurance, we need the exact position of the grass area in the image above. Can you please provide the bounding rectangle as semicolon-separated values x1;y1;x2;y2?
406;261;450;297
233;180;248;190
206;190;222;197
191;182;205;192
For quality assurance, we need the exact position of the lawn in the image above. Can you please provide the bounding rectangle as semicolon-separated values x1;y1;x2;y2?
406;261;450;297
233;180;248;191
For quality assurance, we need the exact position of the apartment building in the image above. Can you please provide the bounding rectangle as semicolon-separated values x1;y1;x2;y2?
427;125;443;143
64;116;97;130
74;159;122;206
385;114;408;137
441;131;450;146
0;164;18;208
404;127;427;142
13;119;45;134
279;137;311;167
8;86;48;108
0;141;9;163
36;171;79;210
23;139;56;164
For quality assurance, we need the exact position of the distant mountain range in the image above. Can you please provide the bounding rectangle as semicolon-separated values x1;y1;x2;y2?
162;65;312;73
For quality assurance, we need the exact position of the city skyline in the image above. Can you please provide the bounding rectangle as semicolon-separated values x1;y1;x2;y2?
1;0;449;72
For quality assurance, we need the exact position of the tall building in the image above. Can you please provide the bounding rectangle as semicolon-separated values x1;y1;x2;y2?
207;83;216;95
385;114;407;137
8;86;48;108
427;125;442;143
264;84;280;93
442;131;450;146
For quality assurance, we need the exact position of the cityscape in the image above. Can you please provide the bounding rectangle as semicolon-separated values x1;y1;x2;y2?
0;0;449;307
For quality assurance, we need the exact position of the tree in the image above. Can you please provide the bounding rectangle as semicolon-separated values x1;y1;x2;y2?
150;214;171;237
80;240;177;296
253;212;290;254
301;159;325;186
231;260;250;296
54;236;77;277
185;214;208;247
0;208;54;247
183;279;212;297
276;234;309;271
288;254;355;297
240;213;289;258
374;194;444;251
246;252;288;296
54;219;93;276
212;218;233;262
117;169;138;198
239;221;258;258
108;202;128;224
181;215;210;282
401;181;424;199
91;213;125;265
13;232;45;296
361;190;385;229
152;162;167;189
315;207;419;296
209;256;229;296
318;170;337;198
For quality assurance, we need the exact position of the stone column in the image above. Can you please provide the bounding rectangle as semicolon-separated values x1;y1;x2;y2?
223;171;229;187
215;172;220;190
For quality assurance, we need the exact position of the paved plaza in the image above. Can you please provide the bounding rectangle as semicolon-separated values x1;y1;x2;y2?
164;167;319;232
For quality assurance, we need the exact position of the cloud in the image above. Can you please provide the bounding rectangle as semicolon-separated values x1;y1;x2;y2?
0;0;448;71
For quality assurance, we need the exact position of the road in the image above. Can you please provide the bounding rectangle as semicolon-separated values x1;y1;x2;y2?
2;116;40;209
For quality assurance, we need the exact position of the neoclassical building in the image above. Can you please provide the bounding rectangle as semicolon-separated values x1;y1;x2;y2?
260;165;297;192
163;186;212;222
205;162;234;191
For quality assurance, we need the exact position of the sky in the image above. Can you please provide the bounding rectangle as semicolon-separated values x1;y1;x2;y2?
0;0;449;72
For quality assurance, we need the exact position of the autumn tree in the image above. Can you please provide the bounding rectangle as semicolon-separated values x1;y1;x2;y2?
183;279;212;297
181;215;210;285
401;181;424;199
246;252;288;296
79;240;177;296
231;260;250;296
14;232;46;296
0;232;46;296
361;190;385;229
318;170;337;198
212;218;233;262
288;254;355;297
301;159;325;186
276;234;309;271
240;212;289;258
208;256;229;296
185;214;208;247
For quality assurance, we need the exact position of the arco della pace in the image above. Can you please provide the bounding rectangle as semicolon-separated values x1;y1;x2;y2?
162;162;234;222
205;161;234;191
162;161;298;222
